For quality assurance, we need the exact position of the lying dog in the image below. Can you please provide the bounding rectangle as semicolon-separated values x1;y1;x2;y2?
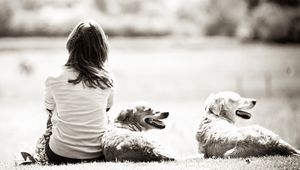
196;91;300;158
17;103;173;165
102;103;175;162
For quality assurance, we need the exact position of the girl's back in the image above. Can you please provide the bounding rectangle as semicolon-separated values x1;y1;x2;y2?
45;20;114;162
47;67;113;159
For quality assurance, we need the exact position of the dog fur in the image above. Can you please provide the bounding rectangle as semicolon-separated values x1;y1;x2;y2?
196;91;300;158
17;103;173;165
101;103;175;162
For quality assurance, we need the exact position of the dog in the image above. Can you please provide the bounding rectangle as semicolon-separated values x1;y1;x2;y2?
101;103;175;162
16;103;173;165
196;91;300;158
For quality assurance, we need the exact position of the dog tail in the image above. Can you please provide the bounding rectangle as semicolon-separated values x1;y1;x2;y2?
276;139;300;156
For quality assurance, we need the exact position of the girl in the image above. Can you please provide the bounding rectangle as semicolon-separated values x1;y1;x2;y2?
30;20;114;165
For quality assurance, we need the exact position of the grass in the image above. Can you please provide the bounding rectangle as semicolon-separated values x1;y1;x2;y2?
6;156;300;170
0;37;299;169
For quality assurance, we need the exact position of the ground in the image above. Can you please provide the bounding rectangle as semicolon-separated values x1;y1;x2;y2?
0;37;299;169
3;156;300;170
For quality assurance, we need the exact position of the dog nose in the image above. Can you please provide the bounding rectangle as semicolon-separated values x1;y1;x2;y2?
252;100;256;105
159;112;169;119
161;112;169;117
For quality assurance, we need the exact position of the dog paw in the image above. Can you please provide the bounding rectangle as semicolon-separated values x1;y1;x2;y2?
224;148;236;158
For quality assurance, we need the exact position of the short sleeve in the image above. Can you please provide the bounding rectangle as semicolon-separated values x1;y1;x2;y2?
107;89;114;109
44;77;55;111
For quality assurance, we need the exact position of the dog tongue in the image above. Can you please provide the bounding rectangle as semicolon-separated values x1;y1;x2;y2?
147;118;165;129
236;110;251;119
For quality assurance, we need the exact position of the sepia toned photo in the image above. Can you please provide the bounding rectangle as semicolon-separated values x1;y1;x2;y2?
0;0;299;169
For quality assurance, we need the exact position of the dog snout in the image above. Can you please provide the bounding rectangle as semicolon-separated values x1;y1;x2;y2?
252;100;256;105
155;112;169;119
161;112;169;118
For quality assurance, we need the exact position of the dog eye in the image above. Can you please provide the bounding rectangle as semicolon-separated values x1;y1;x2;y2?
145;108;152;112
228;98;238;103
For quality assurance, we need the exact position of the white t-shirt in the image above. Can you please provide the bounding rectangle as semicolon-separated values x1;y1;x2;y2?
45;67;114;159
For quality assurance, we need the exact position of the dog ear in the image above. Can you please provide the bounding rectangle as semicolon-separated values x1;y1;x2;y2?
115;109;133;122
204;93;215;112
215;99;225;115
205;93;224;115
143;107;151;112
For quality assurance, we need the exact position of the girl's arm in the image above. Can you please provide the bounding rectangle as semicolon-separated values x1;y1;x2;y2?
106;89;114;112
44;77;55;113
46;109;52;114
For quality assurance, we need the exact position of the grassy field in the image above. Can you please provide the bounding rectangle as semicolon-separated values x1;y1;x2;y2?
0;37;299;169
0;156;296;170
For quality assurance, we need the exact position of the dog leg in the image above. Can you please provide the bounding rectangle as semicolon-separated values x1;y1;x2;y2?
224;147;251;158
112;142;175;162
114;148;174;162
224;148;237;158
152;148;175;161
224;139;300;158
275;139;300;156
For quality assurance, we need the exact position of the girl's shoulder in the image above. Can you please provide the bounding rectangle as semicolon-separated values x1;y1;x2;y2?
45;67;76;84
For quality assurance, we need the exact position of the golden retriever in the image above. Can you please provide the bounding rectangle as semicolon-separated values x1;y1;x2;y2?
196;91;300;158
16;103;174;165
102;103;175;162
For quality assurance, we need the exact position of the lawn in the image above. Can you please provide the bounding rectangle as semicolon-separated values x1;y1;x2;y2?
0;37;299;169
4;156;300;170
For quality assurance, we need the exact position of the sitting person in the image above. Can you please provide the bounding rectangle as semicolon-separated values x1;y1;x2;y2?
19;19;115;165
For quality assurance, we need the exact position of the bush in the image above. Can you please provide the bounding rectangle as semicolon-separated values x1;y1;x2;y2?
249;3;300;42
0;0;12;36
0;0;171;37
202;12;239;36
0;0;299;42
203;0;248;36
176;0;248;36
177;0;300;43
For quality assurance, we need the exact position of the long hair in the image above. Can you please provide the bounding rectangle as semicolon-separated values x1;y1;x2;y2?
65;20;113;89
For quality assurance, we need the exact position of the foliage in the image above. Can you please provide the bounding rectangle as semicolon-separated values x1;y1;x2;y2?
0;0;299;42
0;0;12;36
249;3;300;42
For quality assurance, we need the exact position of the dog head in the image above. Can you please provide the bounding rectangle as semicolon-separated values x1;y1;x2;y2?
115;102;169;131
204;91;256;123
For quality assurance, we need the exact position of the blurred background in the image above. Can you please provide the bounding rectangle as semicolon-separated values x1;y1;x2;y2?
0;0;299;164
1;0;300;41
